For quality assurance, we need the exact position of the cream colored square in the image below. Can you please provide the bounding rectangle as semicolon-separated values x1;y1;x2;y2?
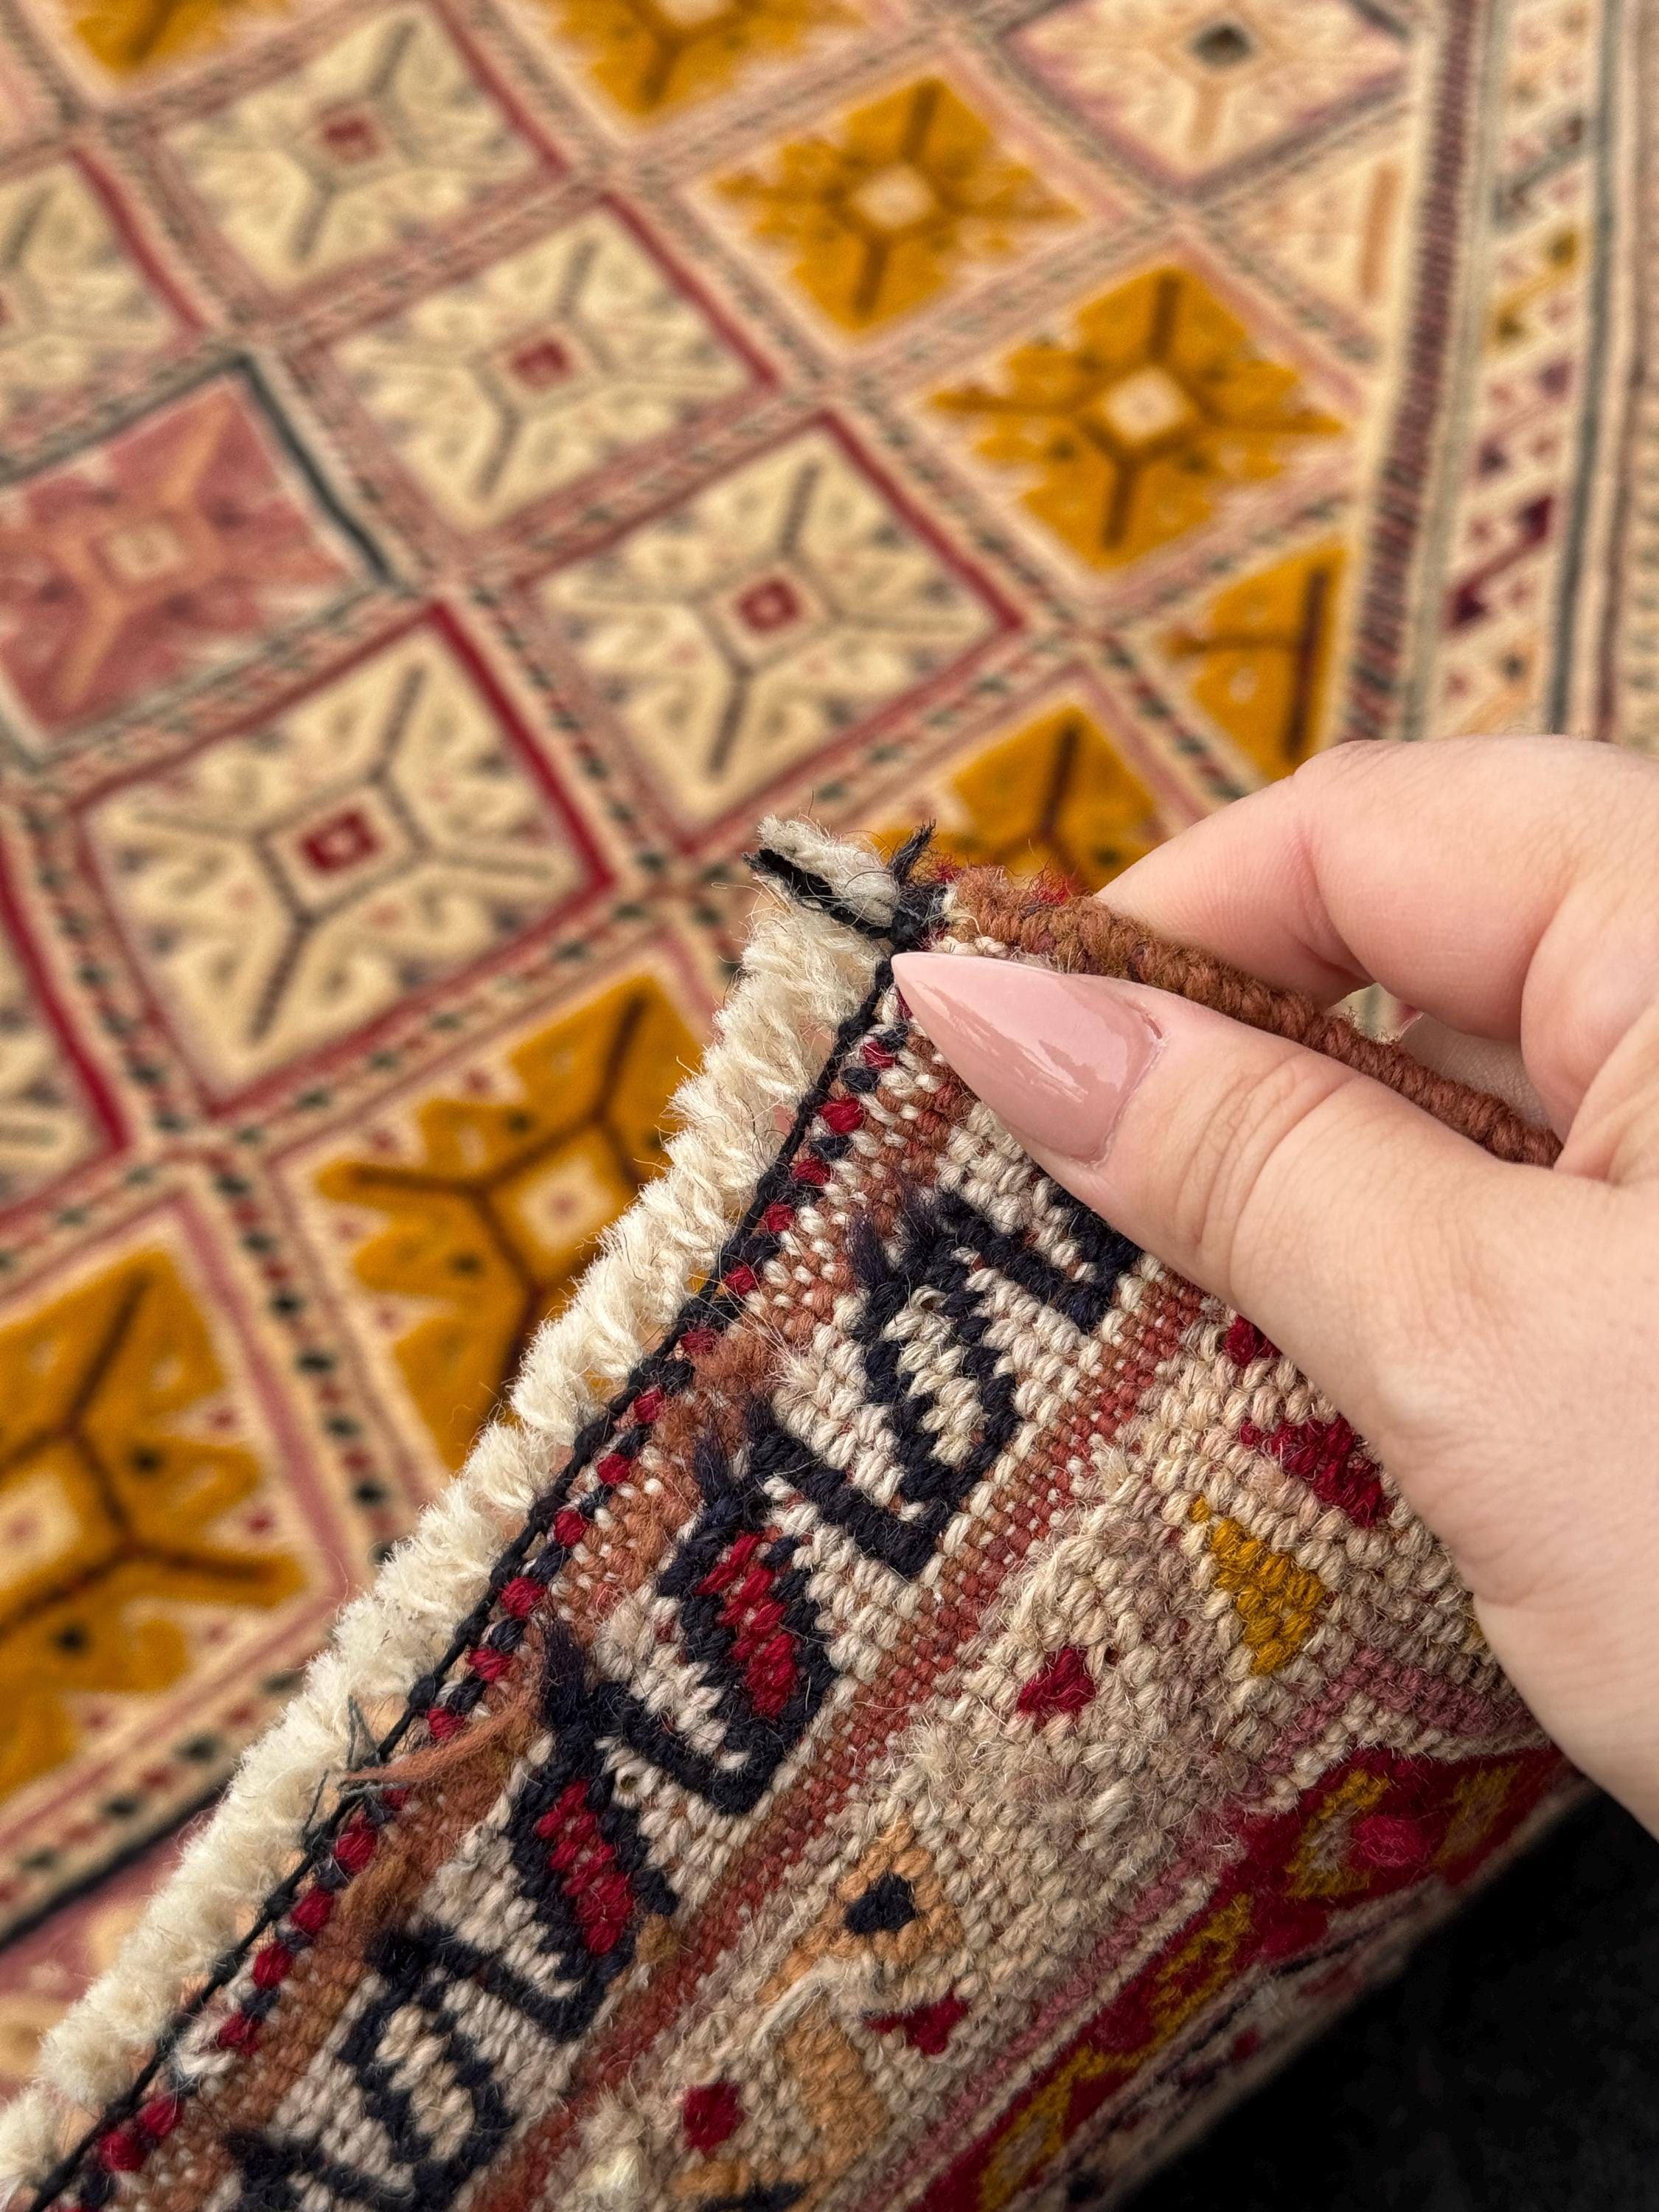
335;209;748;530
0;161;175;425
540;426;1001;827
165;7;537;292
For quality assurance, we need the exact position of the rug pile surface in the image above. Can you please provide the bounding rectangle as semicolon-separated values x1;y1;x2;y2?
0;0;1644;2138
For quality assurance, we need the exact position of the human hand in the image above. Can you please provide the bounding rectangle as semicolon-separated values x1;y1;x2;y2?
893;735;1659;1839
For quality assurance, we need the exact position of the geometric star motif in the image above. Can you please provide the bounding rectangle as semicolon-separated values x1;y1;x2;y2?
0;377;360;748
334;206;754;532
546;0;852;119
1161;542;1345;778
541;423;1007;830
163;4;543;296
1009;0;1405;194
0;1248;302;1804
877;702;1164;887
82;613;599;1094
316;975;697;1468
719;76;1074;333
933;265;1340;571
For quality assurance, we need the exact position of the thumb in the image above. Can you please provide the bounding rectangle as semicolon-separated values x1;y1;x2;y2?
891;950;1540;1452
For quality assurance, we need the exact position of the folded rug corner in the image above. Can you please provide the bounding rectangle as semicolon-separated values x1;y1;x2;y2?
1;827;1576;2212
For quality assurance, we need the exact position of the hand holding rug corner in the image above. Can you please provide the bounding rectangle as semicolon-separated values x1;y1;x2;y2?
0;803;1600;2212
897;734;1659;1842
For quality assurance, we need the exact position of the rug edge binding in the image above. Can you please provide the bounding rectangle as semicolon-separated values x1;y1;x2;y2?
0;818;891;2193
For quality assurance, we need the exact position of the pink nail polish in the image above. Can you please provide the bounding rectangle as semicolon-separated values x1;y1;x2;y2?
891;953;1160;1161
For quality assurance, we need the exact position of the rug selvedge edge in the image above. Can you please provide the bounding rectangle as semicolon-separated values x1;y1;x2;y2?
0;823;938;2206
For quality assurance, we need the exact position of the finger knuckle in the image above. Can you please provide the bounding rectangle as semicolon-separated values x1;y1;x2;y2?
1360;1176;1550;1453
1171;1052;1352;1294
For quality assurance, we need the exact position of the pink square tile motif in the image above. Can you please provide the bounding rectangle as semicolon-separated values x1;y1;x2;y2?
0;369;380;751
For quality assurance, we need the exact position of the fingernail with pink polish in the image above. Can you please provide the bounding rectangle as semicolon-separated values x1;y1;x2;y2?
890;953;1160;1162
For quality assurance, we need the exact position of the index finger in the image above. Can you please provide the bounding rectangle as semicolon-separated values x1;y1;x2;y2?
1101;735;1659;1128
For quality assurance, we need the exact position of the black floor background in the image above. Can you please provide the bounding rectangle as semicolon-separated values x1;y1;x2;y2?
1123;1795;1659;2211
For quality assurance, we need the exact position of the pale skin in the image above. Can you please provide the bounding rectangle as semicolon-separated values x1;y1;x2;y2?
894;735;1659;1840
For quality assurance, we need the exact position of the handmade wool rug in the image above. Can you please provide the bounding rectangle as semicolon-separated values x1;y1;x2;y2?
0;0;1646;2149
0;826;1580;2210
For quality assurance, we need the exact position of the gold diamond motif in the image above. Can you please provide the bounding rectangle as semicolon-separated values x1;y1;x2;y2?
933;264;1340;568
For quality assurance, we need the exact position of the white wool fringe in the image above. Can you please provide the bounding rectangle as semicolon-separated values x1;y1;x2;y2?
0;821;891;2190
